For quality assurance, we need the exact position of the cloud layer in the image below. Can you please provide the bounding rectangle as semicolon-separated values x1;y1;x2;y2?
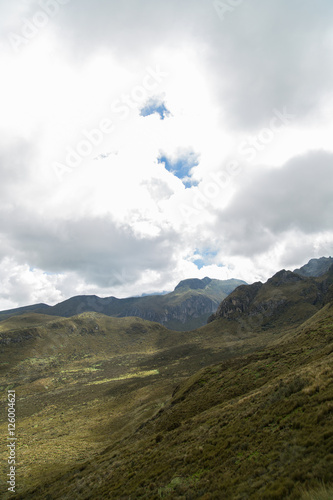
0;0;333;308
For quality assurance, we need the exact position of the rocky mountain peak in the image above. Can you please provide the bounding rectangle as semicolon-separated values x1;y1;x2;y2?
294;256;333;277
266;269;304;287
174;277;212;291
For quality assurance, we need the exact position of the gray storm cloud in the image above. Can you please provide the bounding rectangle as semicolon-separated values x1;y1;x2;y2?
45;0;333;130
213;151;333;256
0;212;179;288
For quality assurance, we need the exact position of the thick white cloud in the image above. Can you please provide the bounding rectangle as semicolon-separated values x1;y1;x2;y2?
0;1;333;308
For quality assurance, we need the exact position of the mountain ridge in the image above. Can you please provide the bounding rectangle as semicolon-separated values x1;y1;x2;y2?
294;256;333;277
0;277;246;331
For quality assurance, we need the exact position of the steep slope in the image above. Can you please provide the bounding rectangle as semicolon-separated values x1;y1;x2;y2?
0;277;246;331
11;301;333;499
208;265;333;332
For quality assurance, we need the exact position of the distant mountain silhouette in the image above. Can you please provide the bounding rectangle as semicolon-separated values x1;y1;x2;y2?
0;277;246;331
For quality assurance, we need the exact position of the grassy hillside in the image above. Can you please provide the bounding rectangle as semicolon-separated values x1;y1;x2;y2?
0;313;63;332
0;304;51;322
1;265;333;499
8;303;333;499
0;311;262;499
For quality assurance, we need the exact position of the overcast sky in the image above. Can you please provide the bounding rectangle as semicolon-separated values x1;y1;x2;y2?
0;0;333;309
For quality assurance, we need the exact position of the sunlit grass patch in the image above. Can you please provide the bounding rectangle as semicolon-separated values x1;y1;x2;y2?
89;369;159;385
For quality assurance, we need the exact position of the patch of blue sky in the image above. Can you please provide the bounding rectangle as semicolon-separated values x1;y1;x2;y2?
158;150;200;189
182;177;199;189
140;97;171;120
193;257;205;269
193;249;218;269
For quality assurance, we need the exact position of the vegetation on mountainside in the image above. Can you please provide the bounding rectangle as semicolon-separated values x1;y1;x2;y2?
1;262;333;499
2;301;332;499
0;311;262;499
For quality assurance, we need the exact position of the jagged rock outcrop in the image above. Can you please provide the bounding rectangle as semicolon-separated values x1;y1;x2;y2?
208;264;333;330
208;282;263;322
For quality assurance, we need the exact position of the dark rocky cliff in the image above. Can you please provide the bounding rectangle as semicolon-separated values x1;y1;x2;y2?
208;264;333;330
122;294;218;326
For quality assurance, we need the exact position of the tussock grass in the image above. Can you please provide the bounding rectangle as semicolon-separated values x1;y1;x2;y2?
3;304;332;499
0;312;260;499
300;484;333;499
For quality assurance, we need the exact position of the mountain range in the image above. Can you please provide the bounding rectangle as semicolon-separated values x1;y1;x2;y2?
1;257;333;499
0;277;246;331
